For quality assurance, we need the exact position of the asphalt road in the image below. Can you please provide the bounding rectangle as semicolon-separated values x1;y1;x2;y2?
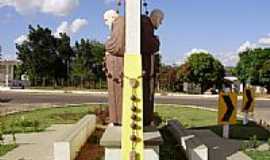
1;91;269;122
0;91;269;109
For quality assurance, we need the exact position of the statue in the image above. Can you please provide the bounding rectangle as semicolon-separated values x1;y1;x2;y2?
141;9;164;126
104;9;164;126
104;10;125;125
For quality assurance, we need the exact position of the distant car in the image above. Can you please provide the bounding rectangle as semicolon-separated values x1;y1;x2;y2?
9;80;28;89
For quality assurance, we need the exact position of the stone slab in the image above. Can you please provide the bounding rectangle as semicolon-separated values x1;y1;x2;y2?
100;126;163;148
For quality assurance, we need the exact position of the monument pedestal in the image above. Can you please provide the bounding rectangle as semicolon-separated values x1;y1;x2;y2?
100;126;163;160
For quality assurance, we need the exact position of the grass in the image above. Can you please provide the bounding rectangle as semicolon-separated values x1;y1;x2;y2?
0;104;106;134
0;104;269;159
245;150;270;160
0;144;17;156
155;105;217;128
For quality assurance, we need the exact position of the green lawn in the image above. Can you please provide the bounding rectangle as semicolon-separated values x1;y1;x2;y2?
0;104;269;159
0;104;216;134
155;105;217;127
0;144;17;156
246;150;270;160
0;104;105;134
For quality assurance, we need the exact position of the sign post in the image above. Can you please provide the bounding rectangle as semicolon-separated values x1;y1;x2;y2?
121;1;144;160
242;87;255;125
218;91;237;138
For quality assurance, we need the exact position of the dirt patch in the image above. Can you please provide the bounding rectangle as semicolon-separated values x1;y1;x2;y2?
76;127;105;160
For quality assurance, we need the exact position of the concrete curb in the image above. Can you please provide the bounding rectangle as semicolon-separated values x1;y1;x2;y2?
54;115;96;160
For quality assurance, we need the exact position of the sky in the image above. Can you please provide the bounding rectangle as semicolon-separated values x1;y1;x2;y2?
1;0;270;66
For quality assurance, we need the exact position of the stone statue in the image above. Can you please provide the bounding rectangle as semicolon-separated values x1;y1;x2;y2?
141;9;164;126
104;10;125;125
104;9;164;126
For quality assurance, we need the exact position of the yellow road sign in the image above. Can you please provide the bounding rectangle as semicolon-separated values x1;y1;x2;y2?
242;87;255;113
218;91;237;125
121;54;144;160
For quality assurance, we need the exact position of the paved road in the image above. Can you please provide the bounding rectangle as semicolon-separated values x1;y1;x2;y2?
0;91;269;108
0;91;269;124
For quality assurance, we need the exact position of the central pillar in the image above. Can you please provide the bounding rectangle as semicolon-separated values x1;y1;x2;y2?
121;0;144;159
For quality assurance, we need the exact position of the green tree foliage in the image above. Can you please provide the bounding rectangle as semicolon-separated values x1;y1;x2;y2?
16;25;65;86
56;33;74;84
180;52;225;93
158;64;185;92
236;48;270;93
71;39;105;88
89;41;106;85
15;25;106;88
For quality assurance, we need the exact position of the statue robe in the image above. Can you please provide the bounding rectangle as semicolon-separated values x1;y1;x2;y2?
105;16;125;125
105;15;160;126
141;15;160;126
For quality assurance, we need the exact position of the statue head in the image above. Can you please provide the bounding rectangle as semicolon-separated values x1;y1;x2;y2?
150;9;164;29
104;9;119;30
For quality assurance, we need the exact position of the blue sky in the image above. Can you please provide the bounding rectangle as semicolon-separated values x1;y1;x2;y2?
1;0;270;66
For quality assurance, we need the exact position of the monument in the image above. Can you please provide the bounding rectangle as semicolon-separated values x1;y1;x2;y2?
104;9;164;126
101;1;164;160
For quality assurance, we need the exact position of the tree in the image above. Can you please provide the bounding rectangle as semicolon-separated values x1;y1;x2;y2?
71;39;94;87
56;33;74;85
159;64;182;92
16;25;64;86
89;41;106;88
236;48;270;94
181;52;225;93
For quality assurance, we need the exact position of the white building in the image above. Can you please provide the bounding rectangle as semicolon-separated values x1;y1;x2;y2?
0;59;19;87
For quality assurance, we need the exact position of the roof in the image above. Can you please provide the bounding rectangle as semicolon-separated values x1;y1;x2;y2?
0;59;20;65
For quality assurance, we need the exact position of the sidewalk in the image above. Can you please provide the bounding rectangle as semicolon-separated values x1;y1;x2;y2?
0;124;74;160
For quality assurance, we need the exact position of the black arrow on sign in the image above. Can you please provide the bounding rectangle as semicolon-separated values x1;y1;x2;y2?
222;95;234;122
243;89;253;111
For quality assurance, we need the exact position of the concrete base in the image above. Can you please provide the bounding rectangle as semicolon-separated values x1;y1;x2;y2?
100;126;163;160
104;147;159;160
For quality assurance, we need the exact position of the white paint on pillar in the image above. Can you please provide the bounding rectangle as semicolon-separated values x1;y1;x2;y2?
10;65;14;80
125;0;141;54
243;111;249;125
5;64;9;87
223;124;229;138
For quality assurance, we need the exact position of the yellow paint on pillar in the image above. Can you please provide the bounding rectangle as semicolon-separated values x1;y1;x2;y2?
121;54;144;160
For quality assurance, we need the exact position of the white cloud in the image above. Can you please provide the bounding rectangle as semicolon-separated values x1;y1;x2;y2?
0;0;79;16
258;36;270;46
186;48;209;56
70;18;88;33
214;52;239;67
237;41;257;53
176;48;210;65
14;34;28;44
41;0;79;16
54;18;88;37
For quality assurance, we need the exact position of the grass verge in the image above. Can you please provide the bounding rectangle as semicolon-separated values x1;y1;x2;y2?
245;150;270;160
0;104;106;134
0;144;17;156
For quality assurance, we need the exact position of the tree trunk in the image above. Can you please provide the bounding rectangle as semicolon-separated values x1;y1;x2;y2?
42;77;46;87
80;76;83;88
267;86;270;94
201;83;204;94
